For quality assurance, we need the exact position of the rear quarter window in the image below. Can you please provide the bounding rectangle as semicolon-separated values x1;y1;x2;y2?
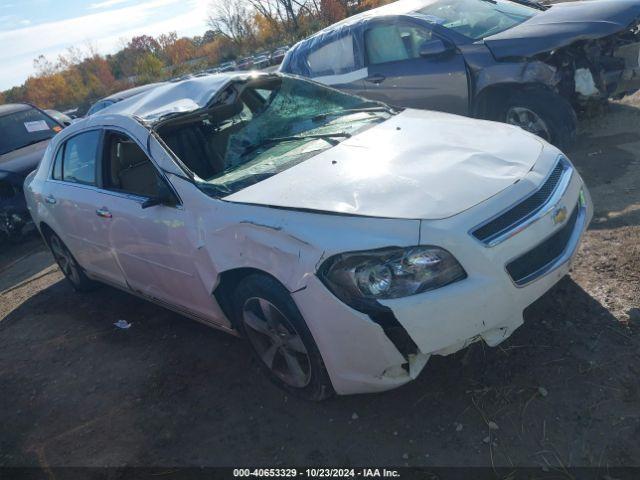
306;35;357;77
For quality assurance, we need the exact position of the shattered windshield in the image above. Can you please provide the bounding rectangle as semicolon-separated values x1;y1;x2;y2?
158;76;394;197
417;0;539;40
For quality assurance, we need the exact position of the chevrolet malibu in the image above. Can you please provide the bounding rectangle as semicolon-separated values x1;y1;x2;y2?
25;73;593;400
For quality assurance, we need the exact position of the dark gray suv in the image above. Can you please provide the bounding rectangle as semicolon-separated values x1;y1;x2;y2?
280;0;640;148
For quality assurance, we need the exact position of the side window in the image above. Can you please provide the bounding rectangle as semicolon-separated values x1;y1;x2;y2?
62;131;100;185
307;35;356;77
102;131;159;198
365;23;432;65
52;145;63;180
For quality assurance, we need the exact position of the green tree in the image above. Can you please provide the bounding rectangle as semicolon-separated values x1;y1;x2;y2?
135;53;165;83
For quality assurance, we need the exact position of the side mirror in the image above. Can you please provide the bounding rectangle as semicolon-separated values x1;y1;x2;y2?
419;39;452;58
141;177;176;209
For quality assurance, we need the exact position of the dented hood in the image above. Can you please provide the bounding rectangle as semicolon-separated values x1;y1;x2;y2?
484;0;640;60
224;110;543;220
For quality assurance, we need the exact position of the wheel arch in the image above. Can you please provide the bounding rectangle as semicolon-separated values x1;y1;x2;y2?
39;221;57;242
213;267;295;330
472;82;557;119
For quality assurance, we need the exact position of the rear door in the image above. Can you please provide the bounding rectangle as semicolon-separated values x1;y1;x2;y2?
362;18;469;115
45;130;127;287
303;32;369;96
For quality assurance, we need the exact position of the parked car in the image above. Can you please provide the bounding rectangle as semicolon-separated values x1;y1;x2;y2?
218;61;236;72
0;103;64;241
236;57;254;70
253;54;271;70
270;46;290;66
86;82;166;116
280;0;640;148
62;108;80;119
45;109;73;126
25;72;593;399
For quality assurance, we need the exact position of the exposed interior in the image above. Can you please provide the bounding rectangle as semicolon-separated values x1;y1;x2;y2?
156;78;274;181
102;131;159;198
154;75;390;196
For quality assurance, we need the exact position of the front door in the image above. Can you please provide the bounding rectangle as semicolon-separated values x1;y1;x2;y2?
97;129;222;321
362;19;469;115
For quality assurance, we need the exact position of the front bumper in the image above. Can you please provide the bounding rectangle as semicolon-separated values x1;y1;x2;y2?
293;159;593;395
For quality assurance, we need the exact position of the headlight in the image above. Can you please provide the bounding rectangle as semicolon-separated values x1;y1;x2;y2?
318;246;466;304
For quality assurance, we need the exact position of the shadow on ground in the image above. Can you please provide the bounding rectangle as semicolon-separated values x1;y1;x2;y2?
569;102;640;230
0;273;637;468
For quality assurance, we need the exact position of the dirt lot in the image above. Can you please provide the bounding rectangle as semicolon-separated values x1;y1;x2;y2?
1;98;639;473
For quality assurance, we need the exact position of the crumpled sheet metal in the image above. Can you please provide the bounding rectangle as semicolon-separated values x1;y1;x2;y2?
484;0;640;59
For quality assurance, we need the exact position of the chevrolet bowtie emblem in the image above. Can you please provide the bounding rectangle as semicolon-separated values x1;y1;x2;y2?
552;206;568;225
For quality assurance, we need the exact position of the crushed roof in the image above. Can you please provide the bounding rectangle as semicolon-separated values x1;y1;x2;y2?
97;72;264;122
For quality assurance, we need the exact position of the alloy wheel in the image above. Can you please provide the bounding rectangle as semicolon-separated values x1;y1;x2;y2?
242;297;312;388
505;106;552;142
49;235;81;286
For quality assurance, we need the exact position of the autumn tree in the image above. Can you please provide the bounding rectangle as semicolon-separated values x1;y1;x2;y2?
198;36;235;64
207;0;257;49
165;38;197;65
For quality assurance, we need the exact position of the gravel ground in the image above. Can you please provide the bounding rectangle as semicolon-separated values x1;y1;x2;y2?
0;98;639;471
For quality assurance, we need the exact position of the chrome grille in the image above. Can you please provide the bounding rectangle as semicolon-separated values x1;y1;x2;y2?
472;159;569;246
506;203;579;286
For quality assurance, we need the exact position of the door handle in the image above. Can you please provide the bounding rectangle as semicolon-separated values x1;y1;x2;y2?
365;74;386;85
45;194;57;205
96;207;112;219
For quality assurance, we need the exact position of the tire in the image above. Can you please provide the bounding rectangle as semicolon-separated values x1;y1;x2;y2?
46;231;97;292
493;88;577;151
233;274;334;401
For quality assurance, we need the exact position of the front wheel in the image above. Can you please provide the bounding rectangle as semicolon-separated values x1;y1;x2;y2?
233;274;334;401
495;89;577;150
47;232;97;292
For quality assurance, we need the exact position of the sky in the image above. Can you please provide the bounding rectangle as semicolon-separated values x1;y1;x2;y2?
0;0;210;91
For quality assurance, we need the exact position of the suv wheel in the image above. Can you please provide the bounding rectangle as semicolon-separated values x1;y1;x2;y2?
495;89;577;150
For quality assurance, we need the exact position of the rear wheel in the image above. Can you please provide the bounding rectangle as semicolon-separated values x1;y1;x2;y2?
233;274;333;401
47;232;96;292
492;88;577;150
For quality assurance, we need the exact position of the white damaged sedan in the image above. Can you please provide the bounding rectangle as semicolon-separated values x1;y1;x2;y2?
25;73;592;399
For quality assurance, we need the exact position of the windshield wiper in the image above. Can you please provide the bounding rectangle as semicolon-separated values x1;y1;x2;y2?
241;132;352;158
312;106;397;122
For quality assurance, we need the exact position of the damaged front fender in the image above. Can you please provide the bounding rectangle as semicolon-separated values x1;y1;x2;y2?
484;0;640;60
